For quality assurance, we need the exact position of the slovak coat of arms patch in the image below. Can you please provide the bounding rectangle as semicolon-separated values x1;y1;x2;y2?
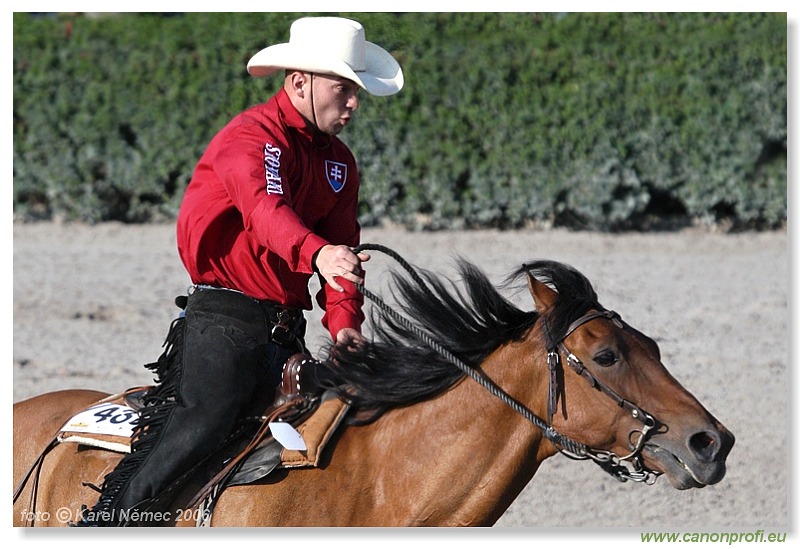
325;160;348;193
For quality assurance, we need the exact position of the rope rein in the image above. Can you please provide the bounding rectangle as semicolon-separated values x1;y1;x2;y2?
351;243;660;484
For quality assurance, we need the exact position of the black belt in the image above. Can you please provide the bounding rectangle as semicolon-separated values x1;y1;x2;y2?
182;285;304;348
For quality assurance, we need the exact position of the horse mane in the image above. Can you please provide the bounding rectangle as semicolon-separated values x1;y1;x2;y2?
323;257;601;422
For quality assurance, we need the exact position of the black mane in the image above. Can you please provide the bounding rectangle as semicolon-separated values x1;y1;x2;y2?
323;258;601;421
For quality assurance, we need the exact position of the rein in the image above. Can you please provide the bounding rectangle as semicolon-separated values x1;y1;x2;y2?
352;244;660;484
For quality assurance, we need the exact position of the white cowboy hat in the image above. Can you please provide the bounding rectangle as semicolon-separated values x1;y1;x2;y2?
247;17;404;97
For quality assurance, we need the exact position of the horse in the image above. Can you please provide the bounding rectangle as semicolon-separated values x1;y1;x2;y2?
13;257;734;526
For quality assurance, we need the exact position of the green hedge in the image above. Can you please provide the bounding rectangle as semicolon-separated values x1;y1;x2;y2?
13;12;786;230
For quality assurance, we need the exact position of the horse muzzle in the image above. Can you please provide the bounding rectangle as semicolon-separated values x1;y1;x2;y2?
643;424;735;489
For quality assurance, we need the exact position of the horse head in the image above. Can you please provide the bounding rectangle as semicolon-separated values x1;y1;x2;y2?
525;261;735;489
324;252;734;499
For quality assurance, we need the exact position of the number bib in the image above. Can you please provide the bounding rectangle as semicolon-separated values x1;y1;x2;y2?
60;402;139;438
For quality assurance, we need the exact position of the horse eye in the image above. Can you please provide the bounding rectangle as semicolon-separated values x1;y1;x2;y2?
594;350;618;367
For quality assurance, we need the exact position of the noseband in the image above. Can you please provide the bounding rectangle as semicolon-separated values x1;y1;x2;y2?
546;309;660;484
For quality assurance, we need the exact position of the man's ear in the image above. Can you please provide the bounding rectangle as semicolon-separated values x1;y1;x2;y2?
285;71;308;99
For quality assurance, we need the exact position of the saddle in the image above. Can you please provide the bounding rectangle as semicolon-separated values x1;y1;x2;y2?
52;354;350;524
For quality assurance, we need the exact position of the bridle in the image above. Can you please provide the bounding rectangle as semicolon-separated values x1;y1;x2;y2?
545;309;661;484
351;244;662;484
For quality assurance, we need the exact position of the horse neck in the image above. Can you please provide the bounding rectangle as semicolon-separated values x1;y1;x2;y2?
459;336;559;466
371;336;555;525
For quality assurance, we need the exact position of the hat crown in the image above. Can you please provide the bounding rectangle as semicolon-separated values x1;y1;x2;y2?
290;17;366;72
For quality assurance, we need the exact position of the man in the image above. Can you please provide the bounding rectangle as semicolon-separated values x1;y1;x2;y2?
77;16;403;526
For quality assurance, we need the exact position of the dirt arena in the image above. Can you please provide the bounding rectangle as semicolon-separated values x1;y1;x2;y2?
12;221;789;532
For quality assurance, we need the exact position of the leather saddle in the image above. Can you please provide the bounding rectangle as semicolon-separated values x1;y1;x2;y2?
54;354;350;524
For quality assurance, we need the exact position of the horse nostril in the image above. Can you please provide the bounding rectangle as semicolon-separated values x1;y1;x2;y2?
689;431;719;462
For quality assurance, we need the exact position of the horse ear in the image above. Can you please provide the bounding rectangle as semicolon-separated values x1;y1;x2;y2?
527;272;558;312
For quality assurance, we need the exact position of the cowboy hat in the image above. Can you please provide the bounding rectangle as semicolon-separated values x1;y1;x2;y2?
247;17;403;97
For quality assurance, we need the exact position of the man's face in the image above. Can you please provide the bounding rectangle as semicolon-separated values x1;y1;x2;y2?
300;73;361;135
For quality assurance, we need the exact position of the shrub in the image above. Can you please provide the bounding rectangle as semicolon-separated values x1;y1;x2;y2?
13;12;786;230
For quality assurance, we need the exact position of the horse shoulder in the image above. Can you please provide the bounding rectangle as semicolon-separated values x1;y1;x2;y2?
13;389;112;526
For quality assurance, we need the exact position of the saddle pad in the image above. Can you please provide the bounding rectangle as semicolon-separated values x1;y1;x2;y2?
57;394;141;453
280;392;350;467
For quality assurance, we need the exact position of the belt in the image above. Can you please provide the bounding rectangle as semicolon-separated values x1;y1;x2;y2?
185;285;304;348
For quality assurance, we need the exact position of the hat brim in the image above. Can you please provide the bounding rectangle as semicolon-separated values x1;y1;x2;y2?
247;42;403;97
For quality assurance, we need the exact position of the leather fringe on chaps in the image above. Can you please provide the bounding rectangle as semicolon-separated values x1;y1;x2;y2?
77;316;186;525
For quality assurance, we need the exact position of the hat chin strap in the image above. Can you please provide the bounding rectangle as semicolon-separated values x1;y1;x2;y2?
308;73;332;148
309;72;319;131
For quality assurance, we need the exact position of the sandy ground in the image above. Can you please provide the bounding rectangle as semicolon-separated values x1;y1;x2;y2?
11;221;791;533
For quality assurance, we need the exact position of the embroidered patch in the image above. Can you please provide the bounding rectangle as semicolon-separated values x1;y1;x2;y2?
264;143;283;195
325;160;348;193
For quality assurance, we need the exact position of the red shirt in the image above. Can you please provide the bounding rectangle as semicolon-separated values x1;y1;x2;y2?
176;88;364;338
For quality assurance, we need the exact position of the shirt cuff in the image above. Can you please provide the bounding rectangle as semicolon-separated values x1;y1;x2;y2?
298;232;330;274
320;278;365;339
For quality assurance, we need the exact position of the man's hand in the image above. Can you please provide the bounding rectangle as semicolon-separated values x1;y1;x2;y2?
336;327;365;350
314;244;370;292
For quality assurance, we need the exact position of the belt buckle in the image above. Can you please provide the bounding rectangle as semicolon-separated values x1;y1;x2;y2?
271;310;295;347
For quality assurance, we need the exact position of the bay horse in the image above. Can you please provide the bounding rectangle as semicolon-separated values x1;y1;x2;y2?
13;256;734;526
